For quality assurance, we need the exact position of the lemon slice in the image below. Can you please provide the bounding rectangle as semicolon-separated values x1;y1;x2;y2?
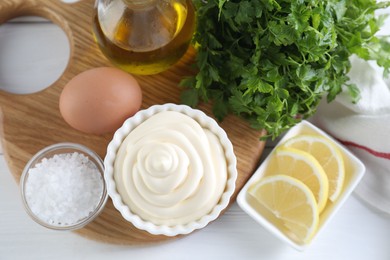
248;175;319;244
282;134;345;201
267;147;329;212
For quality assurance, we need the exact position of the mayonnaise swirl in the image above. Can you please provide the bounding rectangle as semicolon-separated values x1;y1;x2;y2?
114;111;227;225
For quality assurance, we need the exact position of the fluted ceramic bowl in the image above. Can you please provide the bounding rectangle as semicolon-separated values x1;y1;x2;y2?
104;103;237;236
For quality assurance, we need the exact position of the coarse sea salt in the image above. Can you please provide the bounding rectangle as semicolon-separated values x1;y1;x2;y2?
24;152;103;227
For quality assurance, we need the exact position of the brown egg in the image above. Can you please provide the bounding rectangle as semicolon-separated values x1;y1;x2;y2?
59;67;142;134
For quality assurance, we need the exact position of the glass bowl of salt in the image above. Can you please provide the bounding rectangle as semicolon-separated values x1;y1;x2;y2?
20;142;108;230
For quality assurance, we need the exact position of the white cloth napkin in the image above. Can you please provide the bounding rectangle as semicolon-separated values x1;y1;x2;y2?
311;55;390;215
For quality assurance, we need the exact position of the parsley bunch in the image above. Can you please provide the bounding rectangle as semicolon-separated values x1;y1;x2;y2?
181;0;390;139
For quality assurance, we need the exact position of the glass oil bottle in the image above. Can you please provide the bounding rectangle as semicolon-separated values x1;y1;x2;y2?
92;0;196;75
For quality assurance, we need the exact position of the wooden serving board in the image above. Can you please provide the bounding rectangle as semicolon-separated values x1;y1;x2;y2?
0;0;266;244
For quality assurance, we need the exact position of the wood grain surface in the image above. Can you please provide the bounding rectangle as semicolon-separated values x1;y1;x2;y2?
0;0;266;244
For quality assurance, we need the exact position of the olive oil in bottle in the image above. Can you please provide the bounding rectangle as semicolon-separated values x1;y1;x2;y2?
92;0;195;75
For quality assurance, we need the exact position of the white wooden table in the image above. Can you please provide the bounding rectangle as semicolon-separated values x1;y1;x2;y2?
1;4;389;260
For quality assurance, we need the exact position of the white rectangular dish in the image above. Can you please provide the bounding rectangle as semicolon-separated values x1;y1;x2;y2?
237;120;366;251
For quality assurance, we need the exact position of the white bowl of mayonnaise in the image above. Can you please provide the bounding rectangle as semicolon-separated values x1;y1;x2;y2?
104;103;237;236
